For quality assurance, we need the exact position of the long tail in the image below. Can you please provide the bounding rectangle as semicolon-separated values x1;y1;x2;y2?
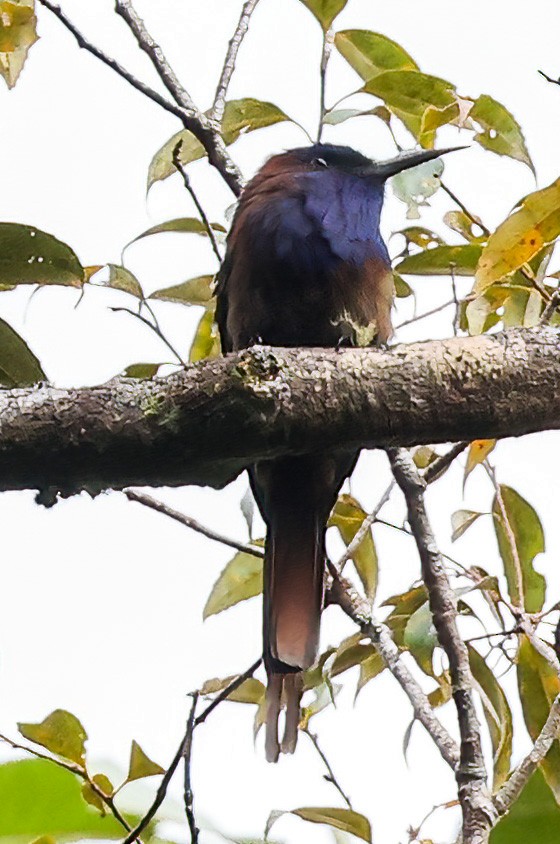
251;454;357;762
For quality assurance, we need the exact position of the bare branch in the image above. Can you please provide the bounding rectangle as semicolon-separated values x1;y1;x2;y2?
388;449;496;843
539;69;560;87
122;662;260;844
183;693;199;844
494;692;560;816
334;479;395;572
124;489;263;557
211;0;262;125
423;442;469;485
114;0;198;114
37;1;188;122
172;141;223;264
327;570;460;771
317;27;335;142
303;728;353;809
395;299;456;331
37;1;243;194
194;659;262;726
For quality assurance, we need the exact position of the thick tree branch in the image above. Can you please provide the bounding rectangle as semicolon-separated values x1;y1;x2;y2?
388;449;497;843
493;693;560;817
0;327;559;495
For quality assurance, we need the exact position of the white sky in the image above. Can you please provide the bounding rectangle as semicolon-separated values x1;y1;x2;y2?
1;1;560;842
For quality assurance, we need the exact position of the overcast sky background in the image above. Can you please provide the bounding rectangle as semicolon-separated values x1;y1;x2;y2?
1;1;560;842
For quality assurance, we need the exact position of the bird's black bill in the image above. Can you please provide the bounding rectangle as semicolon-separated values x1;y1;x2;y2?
365;145;467;180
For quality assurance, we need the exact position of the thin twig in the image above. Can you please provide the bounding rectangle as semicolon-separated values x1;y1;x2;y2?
211;0;262;125
303;728;353;809
395;299;456;330
450;267;460;336
37;1;243;195
317;27;335;142
183;693;199;844
387;448;496;842
110;306;186;366
172;141;223;264
439;180;490;237
538;69;560;87
124;489;264;558
122;662;260;844
540;288;560;324
37;0;187;122
195;658;262;726
423;442;469;484
114;0;199;114
0;733;138;839
334;479;395;572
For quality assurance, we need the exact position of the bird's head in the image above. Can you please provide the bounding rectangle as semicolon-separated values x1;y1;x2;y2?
286;142;465;181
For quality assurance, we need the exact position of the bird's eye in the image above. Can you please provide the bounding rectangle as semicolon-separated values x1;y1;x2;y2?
314;157;328;168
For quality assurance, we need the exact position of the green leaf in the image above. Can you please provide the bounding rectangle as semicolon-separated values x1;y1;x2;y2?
391;157;444;219
0;759;123;837
394;226;444;253
451;509;483;542
148;98;291;188
470;94;534;174
403;601;436;676
18;710;87;767
517;635;560;802
81;773;114;817
356;650;385;694
123;362;164;379
0;223;84;288
203;551;263;619
127;217;226;248
299;682;339;728
102;264;143;298
392;271;412;298
0;0;38;89
330;494;378;600
397;244;483;276
475;177;560;291
363;70;458;147
298;0;347;30
335;29;418;80
491;769;560;842
150;275;214;307
189;307;221;363
382;585;428;645
126;740;165;783
492;485;545;613
266;807;371;843
329;635;375;678
468;645;512;790
0;317;45;386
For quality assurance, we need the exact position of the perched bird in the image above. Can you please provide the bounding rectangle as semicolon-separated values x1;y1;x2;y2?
216;142;461;761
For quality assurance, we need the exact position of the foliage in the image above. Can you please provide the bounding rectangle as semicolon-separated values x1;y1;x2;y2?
1;1;560;842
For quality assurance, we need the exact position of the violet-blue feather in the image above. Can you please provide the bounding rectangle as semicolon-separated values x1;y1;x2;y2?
250;168;390;284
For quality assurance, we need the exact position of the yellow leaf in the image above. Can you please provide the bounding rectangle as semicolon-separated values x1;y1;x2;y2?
475;178;560;291
127;740;165;782
464;439;496;485
0;0;37;88
18;710;87;766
